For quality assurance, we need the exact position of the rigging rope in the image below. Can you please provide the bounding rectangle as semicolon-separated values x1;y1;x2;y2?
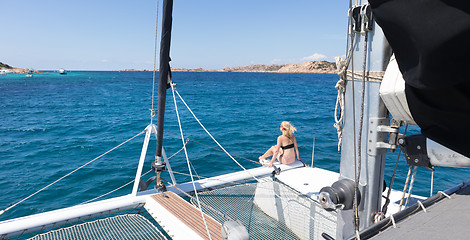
2;0;163;216
171;83;213;240
160;177;235;222
150;0;160;125
356;25;369;188
445;167;470;181
381;124;408;215
398;166;413;211
81;168;153;205
354;4;370;231
0;131;145;216
166;82;331;232
173;89;259;181
163;129;262;166
80;139;189;205
334;30;357;152
165;126;337;167
351;33;361;236
345;4;361;232
169;85;322;224
161;176;321;225
404;166;418;208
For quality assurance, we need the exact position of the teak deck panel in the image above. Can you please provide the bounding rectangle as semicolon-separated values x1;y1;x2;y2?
151;192;222;240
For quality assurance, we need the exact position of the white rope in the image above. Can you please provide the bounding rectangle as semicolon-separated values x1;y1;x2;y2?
171;83;212;240
333;65;345;152
0;131;145;215
167;138;189;159
390;214;397;228
334;32;356;152
160;178;235;223
417;200;427;213
80;140;189;205
438;191;451;199
373;212;385;223
171;86;323;225
81;169;153;205
311;137;315;167
174;89;259;181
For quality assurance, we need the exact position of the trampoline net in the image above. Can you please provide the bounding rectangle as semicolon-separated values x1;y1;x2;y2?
192;178;337;240
27;214;169;240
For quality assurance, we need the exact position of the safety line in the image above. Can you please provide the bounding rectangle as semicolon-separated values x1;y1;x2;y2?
80;140;189;205
171;83;212;240
174;89;259;181
1;131;145;215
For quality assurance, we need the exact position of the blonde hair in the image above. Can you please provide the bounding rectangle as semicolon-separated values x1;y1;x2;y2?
280;121;296;138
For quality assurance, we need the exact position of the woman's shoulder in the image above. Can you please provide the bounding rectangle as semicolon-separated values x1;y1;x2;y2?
279;135;293;142
278;135;288;140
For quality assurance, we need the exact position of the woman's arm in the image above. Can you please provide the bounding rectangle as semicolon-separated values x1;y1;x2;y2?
268;136;282;167
294;136;301;161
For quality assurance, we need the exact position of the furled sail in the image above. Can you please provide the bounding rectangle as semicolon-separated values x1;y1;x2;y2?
156;0;173;159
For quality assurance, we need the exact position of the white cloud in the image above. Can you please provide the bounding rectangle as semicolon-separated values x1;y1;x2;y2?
301;53;327;61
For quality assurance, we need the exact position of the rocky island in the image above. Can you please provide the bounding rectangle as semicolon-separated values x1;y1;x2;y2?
1;60;337;74
172;61;337;74
0;62;39;73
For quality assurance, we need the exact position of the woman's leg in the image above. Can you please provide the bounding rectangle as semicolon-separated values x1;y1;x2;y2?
259;146;277;160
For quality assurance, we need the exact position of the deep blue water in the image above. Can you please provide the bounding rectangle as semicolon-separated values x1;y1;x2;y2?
1;71;469;222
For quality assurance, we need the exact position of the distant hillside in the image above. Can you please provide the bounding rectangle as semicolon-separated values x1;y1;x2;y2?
2;60;336;74
221;64;286;72
0;62;13;69
278;61;336;73
171;61;337;74
0;62;37;73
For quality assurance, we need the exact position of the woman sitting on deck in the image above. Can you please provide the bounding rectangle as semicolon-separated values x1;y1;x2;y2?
259;121;301;167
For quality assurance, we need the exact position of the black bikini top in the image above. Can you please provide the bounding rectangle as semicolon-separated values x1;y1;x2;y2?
281;143;294;150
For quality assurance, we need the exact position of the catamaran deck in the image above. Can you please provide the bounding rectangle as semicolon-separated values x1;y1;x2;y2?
145;192;222;240
372;183;470;239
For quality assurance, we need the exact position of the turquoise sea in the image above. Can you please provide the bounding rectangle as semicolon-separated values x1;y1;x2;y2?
1;71;469;222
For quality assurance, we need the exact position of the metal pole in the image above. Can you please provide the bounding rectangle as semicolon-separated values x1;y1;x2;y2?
430;170;434;197
311;137;315;167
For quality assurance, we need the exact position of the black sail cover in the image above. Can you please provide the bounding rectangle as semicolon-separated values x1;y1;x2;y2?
156;0;173;158
369;0;470;158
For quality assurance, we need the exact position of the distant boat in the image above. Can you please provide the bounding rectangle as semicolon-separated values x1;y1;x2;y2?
58;68;67;75
0;69;10;75
26;70;34;77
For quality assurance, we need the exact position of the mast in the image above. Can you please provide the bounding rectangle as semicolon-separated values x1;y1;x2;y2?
155;0;173;160
337;2;394;237
319;1;394;238
154;0;173;190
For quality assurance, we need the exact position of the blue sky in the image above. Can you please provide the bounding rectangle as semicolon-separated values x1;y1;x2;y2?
2;1;349;70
